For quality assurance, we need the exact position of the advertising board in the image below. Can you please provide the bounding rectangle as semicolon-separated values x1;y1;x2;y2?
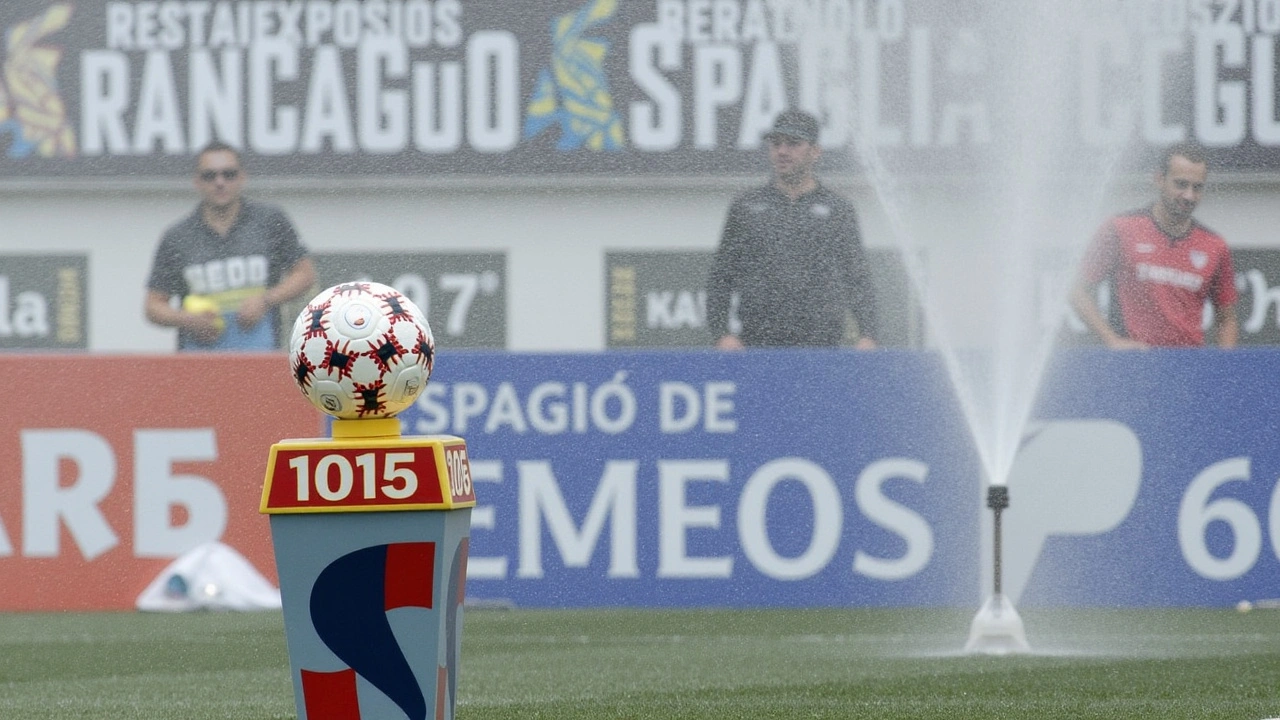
605;248;921;348
3;1;1279;178
0;254;87;350
312;251;506;348
3;348;1278;610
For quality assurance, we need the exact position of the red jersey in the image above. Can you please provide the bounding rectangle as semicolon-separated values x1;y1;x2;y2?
1080;208;1237;347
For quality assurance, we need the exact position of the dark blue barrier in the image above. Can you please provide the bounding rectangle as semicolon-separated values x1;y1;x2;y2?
1023;348;1280;607
393;348;1280;608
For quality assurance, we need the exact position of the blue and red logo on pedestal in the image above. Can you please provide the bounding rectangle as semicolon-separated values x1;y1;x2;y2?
299;540;469;720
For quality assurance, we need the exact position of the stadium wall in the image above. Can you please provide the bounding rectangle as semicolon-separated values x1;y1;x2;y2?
3;349;1277;611
5;0;1280;351
3;177;1280;353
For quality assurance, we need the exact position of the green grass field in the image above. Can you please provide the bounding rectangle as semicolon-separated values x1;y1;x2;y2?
1;607;1278;719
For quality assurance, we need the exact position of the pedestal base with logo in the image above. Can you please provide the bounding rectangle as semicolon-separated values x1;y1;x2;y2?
261;418;475;720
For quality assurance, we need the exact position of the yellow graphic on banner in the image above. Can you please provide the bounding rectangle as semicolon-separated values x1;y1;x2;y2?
524;0;626;151
0;3;76;158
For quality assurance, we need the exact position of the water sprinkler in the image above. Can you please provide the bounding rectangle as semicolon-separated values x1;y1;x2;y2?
964;484;1030;655
988;486;1008;595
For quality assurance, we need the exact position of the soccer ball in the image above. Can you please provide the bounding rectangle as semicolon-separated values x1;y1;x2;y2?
289;281;435;420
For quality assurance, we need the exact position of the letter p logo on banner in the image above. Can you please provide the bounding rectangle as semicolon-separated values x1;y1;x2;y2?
998;420;1142;604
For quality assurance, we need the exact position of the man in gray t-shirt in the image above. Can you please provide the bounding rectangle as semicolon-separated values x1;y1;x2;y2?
145;142;316;351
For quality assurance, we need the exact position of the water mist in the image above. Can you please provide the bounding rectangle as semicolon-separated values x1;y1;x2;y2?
809;0;1140;651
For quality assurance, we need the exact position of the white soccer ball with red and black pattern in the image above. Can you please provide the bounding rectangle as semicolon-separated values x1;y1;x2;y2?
288;282;435;420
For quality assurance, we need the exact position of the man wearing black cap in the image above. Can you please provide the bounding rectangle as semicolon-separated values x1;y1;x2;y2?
706;109;879;349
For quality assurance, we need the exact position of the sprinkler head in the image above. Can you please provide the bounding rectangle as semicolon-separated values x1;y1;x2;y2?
965;593;1030;655
986;485;1009;511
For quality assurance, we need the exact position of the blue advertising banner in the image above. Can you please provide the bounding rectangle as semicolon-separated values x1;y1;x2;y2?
1021;348;1280;607
390;348;1280;608
404;349;979;608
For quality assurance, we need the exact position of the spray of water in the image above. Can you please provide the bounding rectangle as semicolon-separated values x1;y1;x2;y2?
818;0;1139;487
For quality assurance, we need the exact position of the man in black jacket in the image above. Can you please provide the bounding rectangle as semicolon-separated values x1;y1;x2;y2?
707;110;878;349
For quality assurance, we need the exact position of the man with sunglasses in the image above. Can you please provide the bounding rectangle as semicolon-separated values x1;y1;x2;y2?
145;141;315;351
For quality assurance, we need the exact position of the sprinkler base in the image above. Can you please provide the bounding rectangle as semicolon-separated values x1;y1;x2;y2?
964;593;1030;655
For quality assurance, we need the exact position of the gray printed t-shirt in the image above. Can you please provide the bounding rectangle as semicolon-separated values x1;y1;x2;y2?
147;199;308;350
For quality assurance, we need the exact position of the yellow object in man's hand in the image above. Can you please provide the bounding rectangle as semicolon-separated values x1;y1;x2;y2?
182;295;226;333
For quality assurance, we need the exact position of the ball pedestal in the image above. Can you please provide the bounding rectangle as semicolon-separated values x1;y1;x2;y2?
261;418;475;719
964;485;1030;655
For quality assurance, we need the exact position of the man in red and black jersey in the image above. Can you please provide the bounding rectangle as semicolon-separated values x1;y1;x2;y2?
1071;142;1238;348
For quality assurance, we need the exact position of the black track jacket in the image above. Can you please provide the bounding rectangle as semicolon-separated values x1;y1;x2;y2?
706;183;878;347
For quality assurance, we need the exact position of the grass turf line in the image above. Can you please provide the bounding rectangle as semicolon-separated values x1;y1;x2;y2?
0;608;1277;719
